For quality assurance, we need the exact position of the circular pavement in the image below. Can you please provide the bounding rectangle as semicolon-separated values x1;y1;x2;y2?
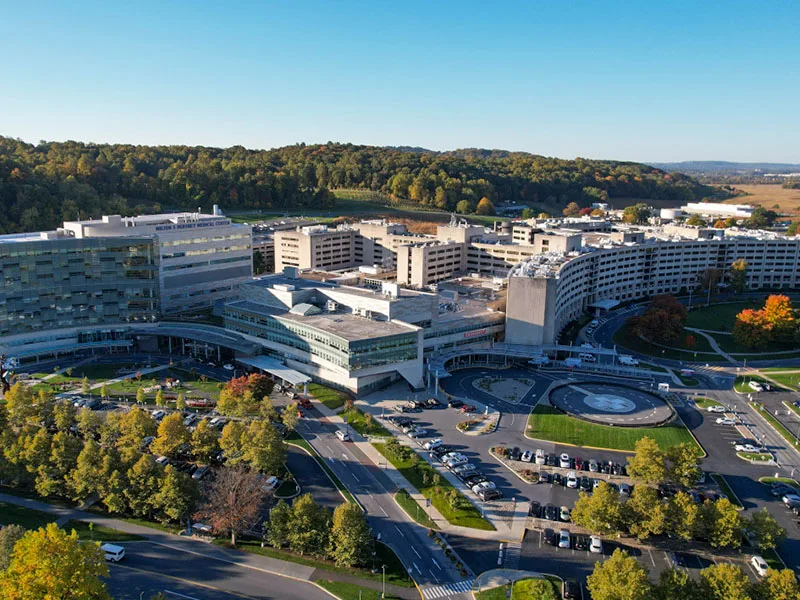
548;381;674;427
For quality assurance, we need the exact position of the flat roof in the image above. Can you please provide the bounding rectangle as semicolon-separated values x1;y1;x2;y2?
226;300;417;342
236;356;310;386
247;275;334;290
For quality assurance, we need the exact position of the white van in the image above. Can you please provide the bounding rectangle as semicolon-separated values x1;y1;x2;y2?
618;355;639;366
578;353;597;363
749;381;764;392
100;543;126;562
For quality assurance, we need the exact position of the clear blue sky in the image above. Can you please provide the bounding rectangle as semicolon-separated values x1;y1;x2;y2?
2;0;798;162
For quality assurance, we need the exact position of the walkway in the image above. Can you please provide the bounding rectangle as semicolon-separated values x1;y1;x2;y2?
685;328;738;366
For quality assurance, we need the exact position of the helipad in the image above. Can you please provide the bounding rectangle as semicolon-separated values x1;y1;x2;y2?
548;381;675;427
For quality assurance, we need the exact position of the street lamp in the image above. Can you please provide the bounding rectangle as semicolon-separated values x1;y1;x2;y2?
381;564;386;599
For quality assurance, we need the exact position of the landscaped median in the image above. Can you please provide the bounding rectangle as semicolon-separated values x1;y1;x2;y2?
394;489;439;530
474;576;560;600
372;440;495;531
749;402;800;449
308;383;351;411
710;473;744;510
527;404;704;455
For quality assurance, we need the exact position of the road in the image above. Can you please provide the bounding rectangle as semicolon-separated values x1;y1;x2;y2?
296;414;473;600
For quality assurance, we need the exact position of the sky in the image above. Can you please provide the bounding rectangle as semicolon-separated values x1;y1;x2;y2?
1;1;798;162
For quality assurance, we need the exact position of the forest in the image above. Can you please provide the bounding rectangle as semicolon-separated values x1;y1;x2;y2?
0;137;714;234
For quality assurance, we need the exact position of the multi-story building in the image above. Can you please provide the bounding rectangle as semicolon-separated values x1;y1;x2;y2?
62;212;252;314
274;225;359;272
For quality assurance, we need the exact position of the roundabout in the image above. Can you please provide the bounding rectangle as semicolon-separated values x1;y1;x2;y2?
548;381;675;427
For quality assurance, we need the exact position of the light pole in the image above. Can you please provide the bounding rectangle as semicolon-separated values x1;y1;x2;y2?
382;564;386;599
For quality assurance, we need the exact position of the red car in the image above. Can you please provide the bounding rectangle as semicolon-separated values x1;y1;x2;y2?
298;398;312;409
461;404;476;413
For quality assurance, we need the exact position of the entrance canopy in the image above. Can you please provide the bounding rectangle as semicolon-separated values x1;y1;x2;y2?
237;356;311;387
588;299;620;311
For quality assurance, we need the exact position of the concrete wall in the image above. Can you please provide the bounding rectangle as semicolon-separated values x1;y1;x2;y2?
505;276;558;345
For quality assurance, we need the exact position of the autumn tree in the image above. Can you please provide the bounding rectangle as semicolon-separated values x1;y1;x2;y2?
0;523;110;600
733;308;771;350
666;443;701;488
53;401;77;432
282;403;300;433
154;464;199;524
0;524;26;571
653;568;699;600
752;568;800;600
286;493;332;557
698;563;750;600
191;419;220;463
117;406;157;454
633;295;687;344
195;465;265;546
562;202;581;216
626;437;666;484
69;438;106;503
587;548;651;600
762;294;796;342
570;482;623;535
219;421;247;464
746;507;786;551
666;491;700;541
125;453;163;518
265;500;293;548
329;503;372;567
243;420;286;474
701;498;743;548
150;413;190;458
176;392;186;410
475;197;495;215
622;203;651;224
686;214;707;227
4;383;37;426
786;221;800;236
622;485;666;540
77;407;103;438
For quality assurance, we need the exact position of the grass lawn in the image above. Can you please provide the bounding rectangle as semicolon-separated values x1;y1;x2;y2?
527;405;704;455
762;547;786;571
275;478;299;498
762;372;800;389
308;383;351;411
285;432;357;504
612;323;719;361
759;477;800;489
0;502;57;529
637;363;669;373
62;519;146;542
341;408;390;437
710;473;744;510
737;452;772;462
692;397;724;410
761;367;800;372
475;577;559;600
315;580;401;600
373;442;494;531
685;302;755;332
734;375;775;393
786;402;800;418
221;538;414;588
394;489;439;530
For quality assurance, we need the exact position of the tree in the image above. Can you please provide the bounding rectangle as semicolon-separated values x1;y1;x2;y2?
786;221;800;236
701;498;743;548
562;202;581;217
742;207;778;229
155;389;165;407
195;465;265;546
81;376;90;396
666;491;699;541
746;507;786;551
733;308;771;350
117;406;157;453
125;453;162;518
282;403;300;433
570;482;623;535
219;421;247;464
622;485;666;540
698;268;723;302
154;464;199;524
136;387;146;405
685;214;707;227
653;568;699;600
265;500;293;548
150;413;190;458
329;503;372;567
698;563;751;600
626;437;666;485
622;203;651;224
76;407;103;438
100;383;109;401
456;200;474;214
176;392;186;410
244;420;286;474
287;493;331;557
684;334;696;349
633;295;687;345
191;419;220;463
586;548;651;600
713;219;727;229
730;259;748;293
521;207;535;219
69;438;105;503
475;197;495;215
590;208;605;217
0;523;110;600
752;568;800;600
0;524;26;571
4;383;37;426
762;295;796;342
666;443;701;488
53;401;77;432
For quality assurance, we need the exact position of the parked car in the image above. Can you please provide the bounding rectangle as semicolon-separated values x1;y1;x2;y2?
716;416;736;425
477;488;502;501
566;471;578;489
472;481;496;494
535;449;546;465
558;529;571;549
510;447;522;461
670;552;687;567
559;453;570;469
151;410;166;421
444;455;469;468
425;398;442;408
706;405;726;413
573;535;589;551
140;435;155;450
448;399;464;409
750;555;769;578
589;535;603;554
192;465;210;480
452;463;476;475
553;473;563;486
155;456;170;466
545;505;558;521
589;459;599;472
735;443;758;452
782;493;800;508
407;427;428;438
520;450;533;463
423;438;443;450
462;474;486;485
101;543;126;562
579;476;592;492
335;429;351;442
619;483;631;496
560;506;571;522
460;404;476;413
529;501;541;517
563;580;581;600
223;364;235;371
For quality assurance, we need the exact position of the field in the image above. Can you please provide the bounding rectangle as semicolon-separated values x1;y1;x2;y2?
475;577;559;600
685;302;755;332
308;383;351;411
527;405;703;455
612;323;718;361
0;502;57;529
692;397;723;410
315;580;401;600
761;371;800;389
726;184;800;215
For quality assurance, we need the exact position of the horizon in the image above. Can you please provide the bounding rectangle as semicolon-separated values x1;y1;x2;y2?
1;1;798;163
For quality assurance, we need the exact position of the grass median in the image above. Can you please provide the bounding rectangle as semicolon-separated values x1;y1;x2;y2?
527;404;703;455
0;502;57;529
341;408;391;437
315;580;401;600
751;404;799;448
710;473;743;510
372;441;494;531
475;577;559;600
62;520;145;542
692;397;724;410
394;489;439;530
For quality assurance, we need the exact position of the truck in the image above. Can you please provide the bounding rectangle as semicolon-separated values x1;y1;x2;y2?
618;355;639;366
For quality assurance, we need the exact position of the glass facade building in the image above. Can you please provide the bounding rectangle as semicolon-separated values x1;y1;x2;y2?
0;235;160;337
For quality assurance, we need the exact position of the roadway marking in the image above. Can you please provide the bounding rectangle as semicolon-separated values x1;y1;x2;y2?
325;445;333;453
412;547;422;558
111;563;258;600
414;563;422;575
432;558;441;570
394;525;406;538
165;591;201;600
380;506;388;516
352;472;360;482
648;549;656;567
429;569;440;583
342;453;349;460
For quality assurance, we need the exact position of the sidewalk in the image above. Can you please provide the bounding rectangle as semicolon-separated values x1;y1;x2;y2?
686;328;738;365
0;492;418;599
312;398;529;542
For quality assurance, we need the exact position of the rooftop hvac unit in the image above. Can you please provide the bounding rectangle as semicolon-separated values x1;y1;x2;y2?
326;300;339;313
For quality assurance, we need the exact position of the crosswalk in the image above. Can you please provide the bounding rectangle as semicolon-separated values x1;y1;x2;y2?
503;541;521;570
421;579;475;599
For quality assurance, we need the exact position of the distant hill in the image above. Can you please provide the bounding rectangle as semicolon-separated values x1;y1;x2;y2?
0;136;716;234
650;161;800;176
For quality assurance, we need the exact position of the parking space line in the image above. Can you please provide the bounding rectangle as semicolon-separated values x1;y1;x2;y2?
648;549;656;567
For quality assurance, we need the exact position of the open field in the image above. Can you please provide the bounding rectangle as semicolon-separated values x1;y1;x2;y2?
692;397;723;410
685;302;755;331
727;184;800;214
527;405;703;455
612;323;718;361
308;383;351;410
316;580;401;600
475;577;560;600
0;502;58;529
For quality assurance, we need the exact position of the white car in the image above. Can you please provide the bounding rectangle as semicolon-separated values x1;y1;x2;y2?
782;493;800;507
472;481;496;493
716;417;736;425
100;543;126;562
566;471;578;489
423;439;443;450
223;363;235;371
589;536;603;554
706;405;726;413
445;455;469;468
151;409;166;420
408;428;428;438
452;463;475;474
520;450;533;463
558;529;571;549
535;449;546;465
750;555;769;577
734;443;757;453
335;429;351;442
559;453;570;469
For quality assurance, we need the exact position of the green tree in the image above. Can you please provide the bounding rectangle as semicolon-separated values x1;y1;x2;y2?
329;503;372;567
176;392;186;410
191;419;220;463
701;498;743;548
475;197;495;215
81;376;91;396
570;482;623;535
154;464;199;524
42;431;82;497
150;413;190;458
746;507;786;551
685;214;707;227
786;221;800;236
730;258;748;293
282;403;300;433
244;420;286;474
622;485;666;540
219;421;247;464
0;523;110;600
666;491;700;541
136;386;146;405
653;568;699;600
23;428;52;475
456;199;474;214
53;401;77;432
626;436;666;484
520;207;535;219
69;438;106;503
586;548;651;600
265;500;293;548
0;524;26;571
287;493;331;557
117;406;157;454
76;406;103;439
155;389;165;408
4;383;37;426
125;453;162;518
100;468;128;514
666;443;701;488
100;383;109;401
259;397;279;421
698;563;751;600
622;203;651;224
752;568;800;600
